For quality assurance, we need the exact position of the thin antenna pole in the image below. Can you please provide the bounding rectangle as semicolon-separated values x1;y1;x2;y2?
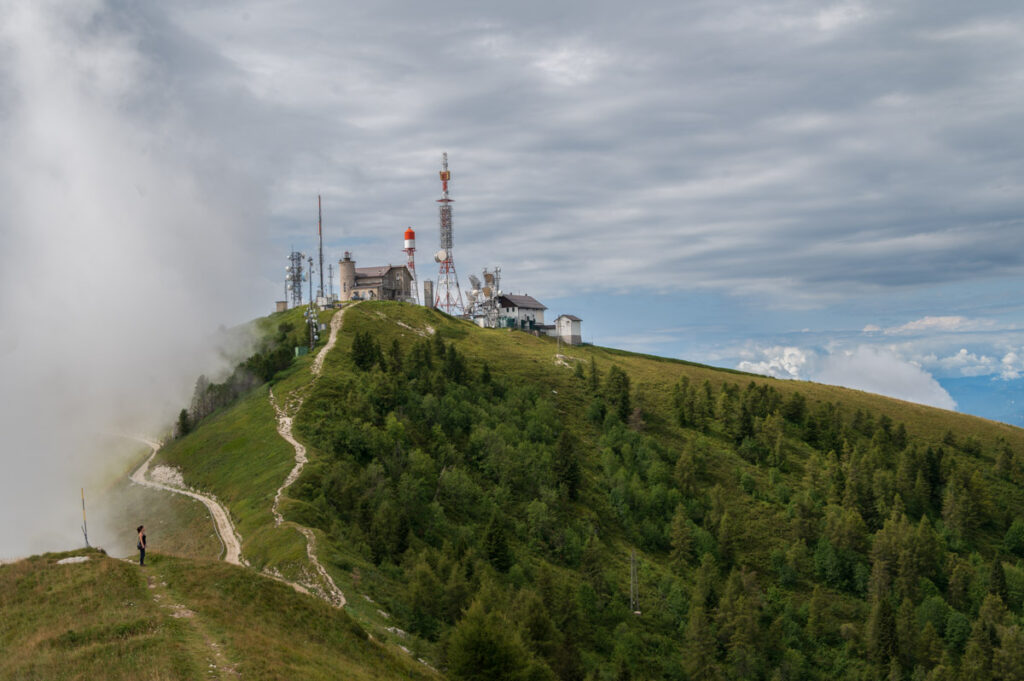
318;195;325;299
81;488;89;548
308;256;314;306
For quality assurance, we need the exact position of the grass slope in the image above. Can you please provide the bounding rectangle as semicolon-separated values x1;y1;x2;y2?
0;548;437;681
146;301;1024;679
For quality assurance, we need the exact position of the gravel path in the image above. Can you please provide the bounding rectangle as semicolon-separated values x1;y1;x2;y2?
129;438;243;566
268;304;351;608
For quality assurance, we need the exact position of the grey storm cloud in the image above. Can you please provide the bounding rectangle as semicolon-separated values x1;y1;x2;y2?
144;0;1024;303
3;0;1023;554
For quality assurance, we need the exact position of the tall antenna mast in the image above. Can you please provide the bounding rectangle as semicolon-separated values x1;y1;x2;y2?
434;152;464;315
317;195;325;299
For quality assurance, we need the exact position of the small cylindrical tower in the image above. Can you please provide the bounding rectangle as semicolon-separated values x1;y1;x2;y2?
423;280;435;309
403;227;420;305
338;251;356;301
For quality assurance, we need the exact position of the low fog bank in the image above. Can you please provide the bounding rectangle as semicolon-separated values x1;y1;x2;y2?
0;3;272;558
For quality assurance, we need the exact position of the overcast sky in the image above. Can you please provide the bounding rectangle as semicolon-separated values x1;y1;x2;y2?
173;0;1024;409
4;0;1024;553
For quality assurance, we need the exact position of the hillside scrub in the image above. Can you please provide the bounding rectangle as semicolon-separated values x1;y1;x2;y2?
286;303;1024;680
165;301;1024;680
174;307;324;438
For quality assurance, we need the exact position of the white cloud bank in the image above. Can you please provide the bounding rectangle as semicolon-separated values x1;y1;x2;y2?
882;316;999;335
0;3;263;559
738;345;956;410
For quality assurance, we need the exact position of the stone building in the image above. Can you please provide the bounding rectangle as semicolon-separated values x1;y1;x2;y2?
337;252;413;302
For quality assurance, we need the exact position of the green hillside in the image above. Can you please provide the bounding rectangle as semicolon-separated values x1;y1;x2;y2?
148;301;1024;679
0;549;436;681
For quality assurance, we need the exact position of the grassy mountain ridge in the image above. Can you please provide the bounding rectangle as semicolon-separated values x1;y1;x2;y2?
42;300;1024;680
284;304;1024;679
0;548;436;680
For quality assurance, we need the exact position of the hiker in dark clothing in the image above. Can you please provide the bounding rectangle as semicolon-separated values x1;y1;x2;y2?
137;525;146;566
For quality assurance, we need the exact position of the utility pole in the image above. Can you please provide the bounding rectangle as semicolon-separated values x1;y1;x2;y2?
81;488;89;548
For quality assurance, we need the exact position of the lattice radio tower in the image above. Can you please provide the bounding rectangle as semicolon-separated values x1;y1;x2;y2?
286;250;306;309
433;152;464;315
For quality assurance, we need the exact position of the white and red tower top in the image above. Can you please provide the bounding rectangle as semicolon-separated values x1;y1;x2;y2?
403;227;420;305
434;153;464;315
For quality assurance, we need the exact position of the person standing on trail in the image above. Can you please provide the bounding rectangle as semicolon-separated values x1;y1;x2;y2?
137;525;146;566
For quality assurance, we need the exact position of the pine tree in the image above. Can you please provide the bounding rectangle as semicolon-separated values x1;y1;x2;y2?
484;519;513;572
553;430;582;501
588;356;600;392
993;625;1024;681
447;600;530;681
176;408;191;438
918;622;943;670
948;561;973;612
896;597;918;670
407;558;443;639
351;330;380;370
388;338;403;374
669;505;693;568
989;559;1009;605
806;585;829;642
683;601;723;681
431;328;447;359
962;621;994;681
866;595;897;665
604;365;632;422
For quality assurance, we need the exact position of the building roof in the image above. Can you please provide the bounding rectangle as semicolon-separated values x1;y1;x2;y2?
556;314;582;322
354;265;393;278
497;294;547;310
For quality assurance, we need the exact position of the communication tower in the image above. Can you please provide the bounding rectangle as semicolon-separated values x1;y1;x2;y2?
433;152;465;315
404;227;420;305
328;263;335;299
286;250;306;309
466;266;502;326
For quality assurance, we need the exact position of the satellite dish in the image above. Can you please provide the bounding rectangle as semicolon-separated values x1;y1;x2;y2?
434;249;448;263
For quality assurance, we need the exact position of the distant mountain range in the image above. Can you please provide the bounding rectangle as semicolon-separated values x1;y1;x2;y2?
940;376;1024;427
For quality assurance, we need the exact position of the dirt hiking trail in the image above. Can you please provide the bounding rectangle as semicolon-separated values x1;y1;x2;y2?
129;438;243;566
268;303;351;608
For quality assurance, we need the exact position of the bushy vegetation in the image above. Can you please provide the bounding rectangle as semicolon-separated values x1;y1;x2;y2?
175;315;310;437
284;303;1024;681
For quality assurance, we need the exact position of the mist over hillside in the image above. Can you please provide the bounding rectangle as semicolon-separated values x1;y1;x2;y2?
0;4;266;559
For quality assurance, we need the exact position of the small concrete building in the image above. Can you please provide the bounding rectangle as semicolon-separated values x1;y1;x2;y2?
338;252;413;302
555;314;583;345
497;294;547;331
